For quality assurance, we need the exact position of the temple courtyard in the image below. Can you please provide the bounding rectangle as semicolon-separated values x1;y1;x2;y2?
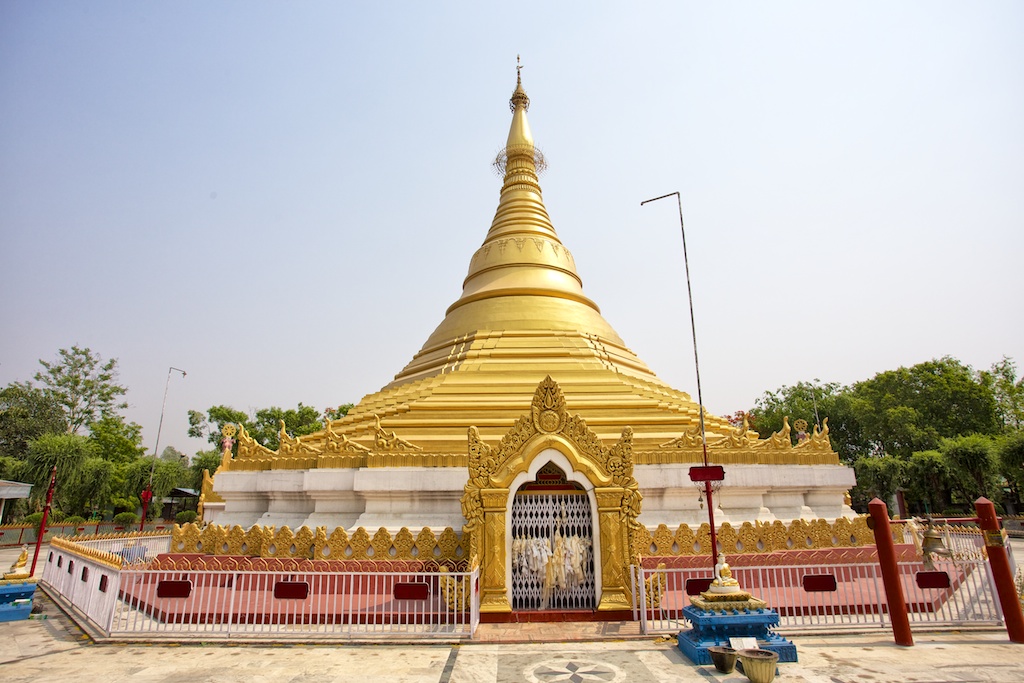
3;546;1023;683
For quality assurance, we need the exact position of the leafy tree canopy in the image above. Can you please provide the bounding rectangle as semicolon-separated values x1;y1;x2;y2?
850;356;999;458
23;433;97;510
748;381;865;462
189;402;328;451
88;415;147;464
189;449;222;491
34;346;128;434
979;356;1024;431
0;383;68;461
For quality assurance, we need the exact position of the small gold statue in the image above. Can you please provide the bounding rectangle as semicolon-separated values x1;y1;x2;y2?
4;544;31;580
712;552;740;588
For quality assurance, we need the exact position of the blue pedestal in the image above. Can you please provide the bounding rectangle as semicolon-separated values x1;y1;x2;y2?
677;605;797;664
0;581;36;622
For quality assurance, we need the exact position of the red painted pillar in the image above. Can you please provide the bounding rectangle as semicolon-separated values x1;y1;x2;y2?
974;497;1024;643
868;498;913;646
30;466;57;576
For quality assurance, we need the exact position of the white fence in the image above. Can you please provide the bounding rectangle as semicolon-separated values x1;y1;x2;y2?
73;535;172;563
41;540;480;641
632;556;1004;634
41;546;124;629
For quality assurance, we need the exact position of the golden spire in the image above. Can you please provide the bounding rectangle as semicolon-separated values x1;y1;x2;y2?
445;61;593;316
389;63;652;386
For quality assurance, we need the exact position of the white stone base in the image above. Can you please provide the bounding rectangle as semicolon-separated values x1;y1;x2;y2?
208;462;856;532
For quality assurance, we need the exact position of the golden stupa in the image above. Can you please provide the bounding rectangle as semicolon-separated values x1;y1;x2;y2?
205;70;854;608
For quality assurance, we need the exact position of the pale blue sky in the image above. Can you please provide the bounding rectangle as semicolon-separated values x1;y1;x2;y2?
2;2;1022;457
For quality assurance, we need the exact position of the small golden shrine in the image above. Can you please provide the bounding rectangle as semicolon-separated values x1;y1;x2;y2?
203;66;855;614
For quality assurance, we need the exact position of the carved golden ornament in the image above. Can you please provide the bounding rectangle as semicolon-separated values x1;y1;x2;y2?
659;425;704;449
717;522;739;553
793;419;809;434
753;417;792;451
324;422;370;453
222;424;237;439
373;415;422;451
439;565;471;611
236;423;275;460
795;417;833;452
652;524;675;555
645;563;668;608
393;527;415;560
407;527;432;560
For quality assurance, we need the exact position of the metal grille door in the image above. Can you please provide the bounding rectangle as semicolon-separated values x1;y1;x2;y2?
511;491;595;610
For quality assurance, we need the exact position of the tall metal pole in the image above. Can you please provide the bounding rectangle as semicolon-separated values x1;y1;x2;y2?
641;192;719;565
141;366;186;531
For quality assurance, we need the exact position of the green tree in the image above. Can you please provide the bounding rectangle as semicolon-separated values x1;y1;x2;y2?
849;357;999;458
852;455;907;509
189;449;222;491
122;457;187;519
902;450;952;515
748;381;866;462
940;434;998;502
63;457;117;516
88;415;147;463
160;445;186;462
980;356;1024;431
325;403;354;421
0;383;68;461
189;402;326;451
34;346;128;434
23;433;97;513
249;404;323;450
188;406;249;448
995;431;1024;500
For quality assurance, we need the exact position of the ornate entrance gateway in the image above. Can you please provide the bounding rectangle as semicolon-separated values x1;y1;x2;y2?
461;377;642;614
510;465;596;610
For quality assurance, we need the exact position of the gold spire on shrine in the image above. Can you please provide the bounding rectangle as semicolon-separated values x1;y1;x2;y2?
389;62;652;385
445;62;599;319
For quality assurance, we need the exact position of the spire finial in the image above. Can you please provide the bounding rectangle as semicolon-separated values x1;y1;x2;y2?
510;55;530;112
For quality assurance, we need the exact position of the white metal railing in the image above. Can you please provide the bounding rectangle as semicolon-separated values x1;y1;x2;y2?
41;540;480;640
632;555;1003;634
41;546;122;629
107;567;480;639
73;535;172;563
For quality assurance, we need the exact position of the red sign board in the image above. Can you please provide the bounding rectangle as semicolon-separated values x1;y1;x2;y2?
273;581;310;600
802;574;838;592
916;571;951;590
689;465;725;482
394;582;430;601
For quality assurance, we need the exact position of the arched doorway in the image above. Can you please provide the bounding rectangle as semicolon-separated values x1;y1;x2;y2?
510;462;596;610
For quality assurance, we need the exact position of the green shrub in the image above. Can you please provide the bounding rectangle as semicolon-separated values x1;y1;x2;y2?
62;515;87;526
23;512;44;529
113;511;139;526
174;510;198;525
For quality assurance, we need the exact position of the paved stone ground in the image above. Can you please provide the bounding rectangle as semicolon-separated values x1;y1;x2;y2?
3;544;1023;682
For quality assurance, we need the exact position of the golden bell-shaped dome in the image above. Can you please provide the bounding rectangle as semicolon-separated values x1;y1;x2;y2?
390;72;654;387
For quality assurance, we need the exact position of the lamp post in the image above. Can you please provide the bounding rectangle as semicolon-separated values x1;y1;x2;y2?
141;366;186;531
641;192;720;567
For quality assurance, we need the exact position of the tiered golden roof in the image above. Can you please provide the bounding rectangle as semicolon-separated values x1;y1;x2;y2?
223;72;840;472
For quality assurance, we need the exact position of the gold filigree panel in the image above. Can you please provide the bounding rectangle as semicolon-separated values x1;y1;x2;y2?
636;517;875;557
170;523;469;564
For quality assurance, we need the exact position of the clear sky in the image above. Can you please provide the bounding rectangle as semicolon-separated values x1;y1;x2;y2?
2;2;1022;459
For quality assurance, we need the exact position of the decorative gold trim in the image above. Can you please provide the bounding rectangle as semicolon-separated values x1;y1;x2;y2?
634;516;875;556
169;522;470;564
50;536;125;570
